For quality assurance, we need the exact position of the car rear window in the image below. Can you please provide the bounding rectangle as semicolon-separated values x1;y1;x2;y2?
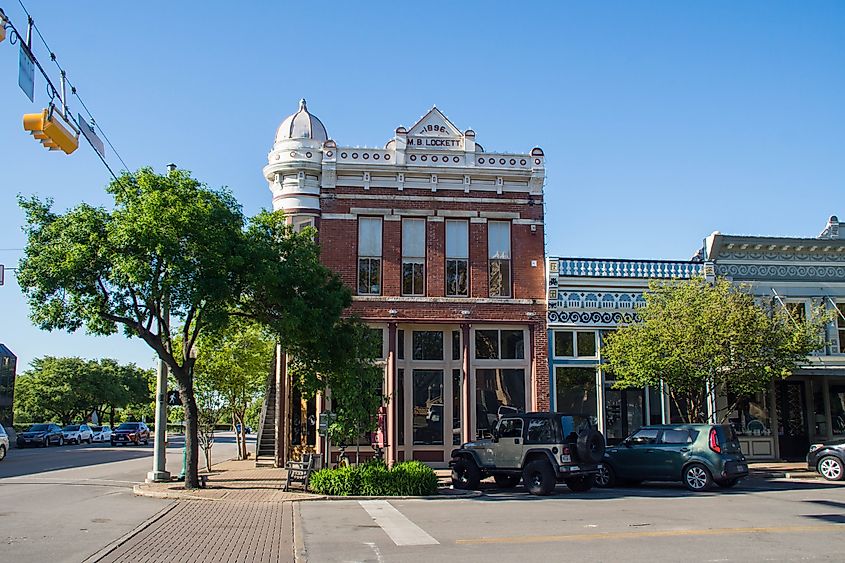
526;418;555;443
117;423;140;430
91;426;102;432
64;425;80;431
29;424;49;431
659;429;693;444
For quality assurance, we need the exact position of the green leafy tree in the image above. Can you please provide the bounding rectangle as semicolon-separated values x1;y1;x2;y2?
17;168;374;488
14;357;99;425
193;319;273;460
289;322;384;448
602;277;831;423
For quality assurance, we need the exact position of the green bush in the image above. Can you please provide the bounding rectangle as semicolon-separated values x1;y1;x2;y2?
308;460;438;496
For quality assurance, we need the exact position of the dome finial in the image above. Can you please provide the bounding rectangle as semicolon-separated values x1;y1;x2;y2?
299;98;307;111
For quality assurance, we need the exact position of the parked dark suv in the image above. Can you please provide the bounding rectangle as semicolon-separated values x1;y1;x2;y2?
807;439;845;481
17;423;65;448
596;424;748;491
111;422;150;446
450;412;606;495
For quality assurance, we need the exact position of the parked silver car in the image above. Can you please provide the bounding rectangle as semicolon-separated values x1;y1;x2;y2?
0;424;9;461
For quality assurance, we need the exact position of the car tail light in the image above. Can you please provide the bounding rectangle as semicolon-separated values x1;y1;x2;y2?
562;446;571;455
709;428;721;453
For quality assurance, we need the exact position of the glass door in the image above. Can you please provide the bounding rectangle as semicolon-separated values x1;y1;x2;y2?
604;383;645;445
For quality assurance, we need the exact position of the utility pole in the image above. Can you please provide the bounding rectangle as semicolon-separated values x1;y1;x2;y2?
146;163;178;483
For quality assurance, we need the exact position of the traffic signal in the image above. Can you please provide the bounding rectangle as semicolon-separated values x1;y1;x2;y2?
23;106;79;154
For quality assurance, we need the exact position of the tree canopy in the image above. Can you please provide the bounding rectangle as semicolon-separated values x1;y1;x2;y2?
602;277;830;422
14;356;151;426
17;167;378;487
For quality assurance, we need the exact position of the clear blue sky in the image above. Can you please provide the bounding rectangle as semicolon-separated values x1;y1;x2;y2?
1;1;843;372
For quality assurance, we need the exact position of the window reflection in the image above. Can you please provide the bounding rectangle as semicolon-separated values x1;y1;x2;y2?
475;368;525;438
413;370;444;445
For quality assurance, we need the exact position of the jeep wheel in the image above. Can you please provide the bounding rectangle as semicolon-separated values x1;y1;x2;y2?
493;474;521;489
595;463;615;488
451;458;481;490
565;475;594;493
522;460;556;496
683;463;712;492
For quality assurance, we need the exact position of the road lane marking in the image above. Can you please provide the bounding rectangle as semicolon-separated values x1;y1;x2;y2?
358;500;439;546
456;524;844;545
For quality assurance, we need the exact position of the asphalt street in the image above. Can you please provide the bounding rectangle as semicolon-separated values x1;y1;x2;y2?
0;432;242;563
298;477;845;562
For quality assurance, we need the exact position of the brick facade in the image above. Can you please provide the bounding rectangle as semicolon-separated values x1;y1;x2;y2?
266;104;548;466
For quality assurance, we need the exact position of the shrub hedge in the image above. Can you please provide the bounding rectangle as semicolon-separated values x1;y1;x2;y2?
308;460;439;496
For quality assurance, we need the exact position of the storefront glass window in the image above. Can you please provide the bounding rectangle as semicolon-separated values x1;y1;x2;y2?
729;392;772;437
830;383;845;436
452;369;462;446
501;330;525;359
397;330;404;360
452;331;461;360
475;330;499;359
412;369;444;445
475;368;525;438
576;331;597;357
554;367;597;416
648;386;663;424
553;331;574;357
412;331;443;360
397;369;404;446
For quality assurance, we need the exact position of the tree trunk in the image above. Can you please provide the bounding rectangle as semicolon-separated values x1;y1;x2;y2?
174;367;200;489
233;412;244;460
109;406;116;429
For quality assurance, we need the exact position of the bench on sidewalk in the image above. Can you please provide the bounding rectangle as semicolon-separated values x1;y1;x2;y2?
284;453;316;492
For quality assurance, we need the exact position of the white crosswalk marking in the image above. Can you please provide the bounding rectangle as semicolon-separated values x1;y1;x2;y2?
358;500;439;546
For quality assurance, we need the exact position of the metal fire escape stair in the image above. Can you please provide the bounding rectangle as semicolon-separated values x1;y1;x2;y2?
255;372;277;467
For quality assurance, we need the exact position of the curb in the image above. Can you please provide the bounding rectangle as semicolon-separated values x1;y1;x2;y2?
297;489;483;501
133;484;220;501
81;502;179;563
293;502;307;563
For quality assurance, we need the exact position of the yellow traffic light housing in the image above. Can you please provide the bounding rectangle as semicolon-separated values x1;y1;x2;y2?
23;106;79;155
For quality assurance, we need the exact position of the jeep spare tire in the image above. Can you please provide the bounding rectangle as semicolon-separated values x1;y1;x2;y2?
576;428;606;464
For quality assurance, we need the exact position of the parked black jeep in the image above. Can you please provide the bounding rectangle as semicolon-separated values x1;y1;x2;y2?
450;412;606;495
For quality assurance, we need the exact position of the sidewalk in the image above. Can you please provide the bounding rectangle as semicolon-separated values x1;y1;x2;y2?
134;459;319;503
749;461;819;480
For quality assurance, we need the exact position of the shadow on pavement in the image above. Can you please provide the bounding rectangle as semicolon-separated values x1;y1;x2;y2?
459;476;845;502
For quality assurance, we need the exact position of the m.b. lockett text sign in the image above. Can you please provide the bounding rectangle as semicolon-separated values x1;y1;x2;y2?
408;124;463;148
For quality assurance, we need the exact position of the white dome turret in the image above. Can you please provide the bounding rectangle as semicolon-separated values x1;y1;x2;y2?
275;99;328;143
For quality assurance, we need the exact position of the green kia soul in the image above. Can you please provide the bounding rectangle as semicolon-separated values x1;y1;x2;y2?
595;424;748;491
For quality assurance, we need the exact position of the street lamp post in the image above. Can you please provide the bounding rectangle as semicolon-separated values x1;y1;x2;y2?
146;163;178;483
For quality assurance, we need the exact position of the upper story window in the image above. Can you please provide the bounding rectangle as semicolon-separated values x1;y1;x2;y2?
488;221;511;297
446;220;469;296
836;303;845;354
783;301;807;322
553;330;597;358
402;218;426;296
357;217;382;295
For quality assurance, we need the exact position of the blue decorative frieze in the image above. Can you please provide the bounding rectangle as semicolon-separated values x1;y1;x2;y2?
552;258;703;279
548;310;642;326
718;251;845;263
716;263;845;281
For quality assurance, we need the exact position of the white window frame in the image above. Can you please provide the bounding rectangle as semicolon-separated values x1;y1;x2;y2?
487;221;511;298
552;329;598;359
445;219;469;297
357;216;382;296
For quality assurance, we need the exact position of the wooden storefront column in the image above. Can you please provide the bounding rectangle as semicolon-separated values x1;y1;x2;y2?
462;323;472;444
274;346;289;468
386;322;397;465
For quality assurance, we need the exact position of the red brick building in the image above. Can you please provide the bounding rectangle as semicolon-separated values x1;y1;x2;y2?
261;101;548;466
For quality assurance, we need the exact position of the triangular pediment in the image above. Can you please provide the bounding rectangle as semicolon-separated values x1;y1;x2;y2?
407;107;462;138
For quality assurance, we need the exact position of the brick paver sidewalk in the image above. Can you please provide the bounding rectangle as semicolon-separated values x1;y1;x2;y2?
95;500;294;563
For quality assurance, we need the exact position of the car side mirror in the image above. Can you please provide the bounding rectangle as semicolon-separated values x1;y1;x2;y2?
623;439;632;447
